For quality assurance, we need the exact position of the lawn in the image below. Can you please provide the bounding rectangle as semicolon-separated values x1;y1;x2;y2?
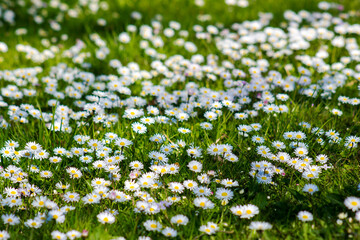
0;0;360;239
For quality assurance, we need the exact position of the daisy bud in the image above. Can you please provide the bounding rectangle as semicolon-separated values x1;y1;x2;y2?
82;230;89;238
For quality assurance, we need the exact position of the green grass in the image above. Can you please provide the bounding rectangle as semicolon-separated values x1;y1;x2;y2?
0;0;360;239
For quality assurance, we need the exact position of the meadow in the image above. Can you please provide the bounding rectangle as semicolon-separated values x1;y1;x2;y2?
0;0;360;239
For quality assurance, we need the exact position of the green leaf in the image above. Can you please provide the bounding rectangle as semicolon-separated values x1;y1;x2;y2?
288;188;305;201
252;192;268;209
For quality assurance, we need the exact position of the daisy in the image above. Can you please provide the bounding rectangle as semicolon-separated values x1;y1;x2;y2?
283;131;295;140
194;197;215;209
177;140;186;148
115;138;133;148
204;111;217;121
88;139;103;150
177;126;192;134
187;160;202;172
200;122;213;130
252;135;265;143
171;215;189;226
235;112;248;120
225;154;239;162
344;197;360;212
138;177;154;188
356;211;360;222
325;130;339;139
124;180;140;191
303;184;319;195
187;147;202;158
6;165;21;174
249;221;272;230
130;161;144;170
177;112;189;121
277;152;290;162
25;141;42;153
154;152;168;163
193;186;212;197
97;212;115;224
54;147;67;155
51;231;67;240
131;122;147;134
144;203;161;215
257;146;271;157
0;231;10;240
49;210;66;223
4;187;18;198
222;145;233;155
302;171;318;180
40;170;53;178
162;227;177;237
66;230;82;240
250;123;261;132
31;195;50;207
150;134;166;143
221;179;239;187
141;117;155;125
199;225;216;235
113;191;131;203
297;211;313;221
35;150;49;160
0;148;14;158
138;237;150;240
316;154;328;163
143;220;162;232
82;193;101;204
63;192;80;203
24;218;43;228
276;94;289;101
215;188;234;200
294;147;308;157
93;160;106;169
49;156;62;163
4;197;22;207
207;144;221;156
241;204;260;219
164;194;180;203
231;205;245;217
160;145;173;155
168;182;184;193
73;135;88;145
1;214;20;225
331;108;343;116
146;106;159;115
183;180;198;190
238;125;252;133
257;173;272;184
345;136;360;143
207;222;219;231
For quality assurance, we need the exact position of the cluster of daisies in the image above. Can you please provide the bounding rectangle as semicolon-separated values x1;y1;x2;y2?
0;0;359;239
